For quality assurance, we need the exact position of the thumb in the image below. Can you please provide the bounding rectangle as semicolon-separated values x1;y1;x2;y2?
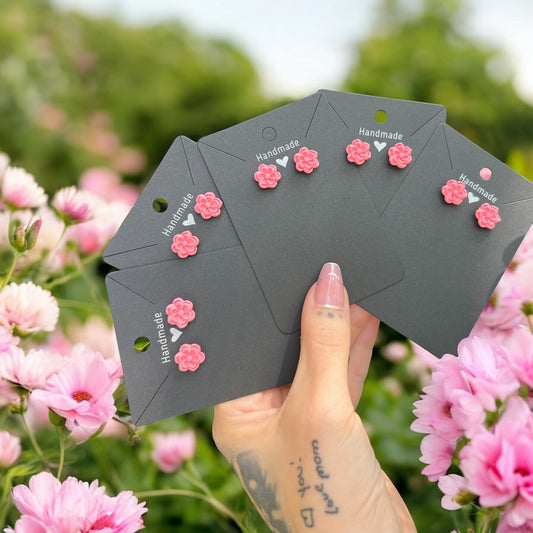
291;262;352;407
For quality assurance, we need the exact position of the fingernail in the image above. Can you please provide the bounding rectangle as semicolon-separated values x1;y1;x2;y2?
314;263;344;309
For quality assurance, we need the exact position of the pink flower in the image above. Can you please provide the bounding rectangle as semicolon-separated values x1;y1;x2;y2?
52;186;96;223
476;202;501;229
460;401;533;508
497;512;533;533
31;350;118;441
346;139;371;165
294;147;319;174
174;343;205;372
381;341;409;362
166;298;195;329
438;474;467;510
254;164;281;189
388;143;412;168
194;192;223;219
8;471;146;532
171;230;199;259
419;433;455;482
441;180;467;205
0;282;59;334
151;430;196;473
501;327;533;388
0;167;47;208
80;168;139;208
0;348;63;390
0;431;21;467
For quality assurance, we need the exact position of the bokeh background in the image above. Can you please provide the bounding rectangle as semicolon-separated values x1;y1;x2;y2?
1;0;532;531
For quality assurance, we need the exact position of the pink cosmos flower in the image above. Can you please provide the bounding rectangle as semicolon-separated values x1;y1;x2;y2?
0;348;63;390
79;168;139;208
438;474;467;510
0;430;21;467
441;180;467;205
0;167;47;208
254;164;281;189
171;230;199;259
174;343;205;372
151;430;196;473
476;202;501;229
346;139;371;165
294;147;319;174
419;433;455;482
0;282;59;334
52;186;96;223
31;350;119;441
194;192;223;219
388;143;412;168
8;471;146;532
166;298;195;329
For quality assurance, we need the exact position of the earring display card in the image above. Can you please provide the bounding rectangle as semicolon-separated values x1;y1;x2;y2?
357;124;533;355
103;90;533;425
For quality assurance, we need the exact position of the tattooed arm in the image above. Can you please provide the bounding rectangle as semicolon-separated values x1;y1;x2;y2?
213;263;416;532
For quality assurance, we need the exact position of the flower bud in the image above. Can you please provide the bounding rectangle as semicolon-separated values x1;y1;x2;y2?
11;225;26;252
24;218;42;251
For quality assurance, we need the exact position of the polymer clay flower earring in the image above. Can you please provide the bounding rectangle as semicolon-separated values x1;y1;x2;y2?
388;142;412;168
346;139;371;165
475;203;501;229
194;192;223;219
294;147;319;174
171;230;199;258
254;164;281;189
441;180;467;205
174;343;205;372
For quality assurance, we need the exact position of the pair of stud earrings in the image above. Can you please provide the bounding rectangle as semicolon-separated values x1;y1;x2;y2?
254;147;319;189
171;192;224;258
166;297;205;372
346;139;412;168
441;179;500;229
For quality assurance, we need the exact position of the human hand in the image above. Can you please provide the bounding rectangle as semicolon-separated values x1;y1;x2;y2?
213;263;416;532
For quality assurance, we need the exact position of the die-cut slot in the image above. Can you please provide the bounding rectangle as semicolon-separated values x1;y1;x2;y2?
375;110;388;123
134;336;150;352
152;198;168;213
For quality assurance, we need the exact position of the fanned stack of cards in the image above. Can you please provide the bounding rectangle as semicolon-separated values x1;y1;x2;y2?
103;90;533;425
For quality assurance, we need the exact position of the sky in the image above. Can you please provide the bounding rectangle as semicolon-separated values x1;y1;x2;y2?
50;0;533;103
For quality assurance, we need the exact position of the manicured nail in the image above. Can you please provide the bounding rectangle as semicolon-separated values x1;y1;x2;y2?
314;262;344;309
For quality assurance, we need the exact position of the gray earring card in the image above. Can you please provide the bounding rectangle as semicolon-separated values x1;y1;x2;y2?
103;136;240;270
198;92;405;335
357;124;533;356
106;247;300;425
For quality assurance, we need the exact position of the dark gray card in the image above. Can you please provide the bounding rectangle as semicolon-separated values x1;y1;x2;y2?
103;136;239;269
198;92;405;335
358;124;533;356
106;247;300;425
319;89;447;215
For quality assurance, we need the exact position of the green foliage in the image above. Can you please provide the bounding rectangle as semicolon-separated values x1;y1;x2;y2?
0;0;269;192
343;0;533;169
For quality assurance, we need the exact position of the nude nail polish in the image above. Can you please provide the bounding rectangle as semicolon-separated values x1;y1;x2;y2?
314;262;344;309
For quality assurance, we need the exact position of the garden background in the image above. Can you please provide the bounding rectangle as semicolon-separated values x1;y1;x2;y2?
0;0;532;531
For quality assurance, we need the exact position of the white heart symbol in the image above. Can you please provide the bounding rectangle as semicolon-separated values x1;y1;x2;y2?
468;191;480;204
182;213;195;226
374;141;387;152
170;328;183;342
276;155;288;167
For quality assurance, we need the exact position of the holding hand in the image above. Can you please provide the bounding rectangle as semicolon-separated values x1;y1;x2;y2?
213;263;416;532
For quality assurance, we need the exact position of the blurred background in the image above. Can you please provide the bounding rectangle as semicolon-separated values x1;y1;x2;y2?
1;0;531;531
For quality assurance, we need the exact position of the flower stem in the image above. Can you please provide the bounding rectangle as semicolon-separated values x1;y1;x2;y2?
19;411;48;467
479;507;496;533
134;489;245;531
56;427;65;481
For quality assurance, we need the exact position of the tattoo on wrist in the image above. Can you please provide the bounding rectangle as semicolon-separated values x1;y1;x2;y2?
233;451;291;533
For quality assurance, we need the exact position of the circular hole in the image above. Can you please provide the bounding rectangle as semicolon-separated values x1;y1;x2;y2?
152;198;168;213
375;110;387;123
134;336;150;352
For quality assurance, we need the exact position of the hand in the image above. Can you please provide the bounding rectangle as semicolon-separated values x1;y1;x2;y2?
213;263;416;533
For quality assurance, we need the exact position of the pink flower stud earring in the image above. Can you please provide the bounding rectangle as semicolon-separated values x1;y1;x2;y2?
441;180;467;205
166;298;195;329
346;139;371;165
294;147;319;174
388;142;412;168
194;192;223;219
171;230;199;258
254;164;281;189
175;343;205;372
475;203;500;229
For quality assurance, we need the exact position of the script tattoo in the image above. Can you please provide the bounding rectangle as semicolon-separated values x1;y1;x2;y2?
233;451;291;533
311;440;339;515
